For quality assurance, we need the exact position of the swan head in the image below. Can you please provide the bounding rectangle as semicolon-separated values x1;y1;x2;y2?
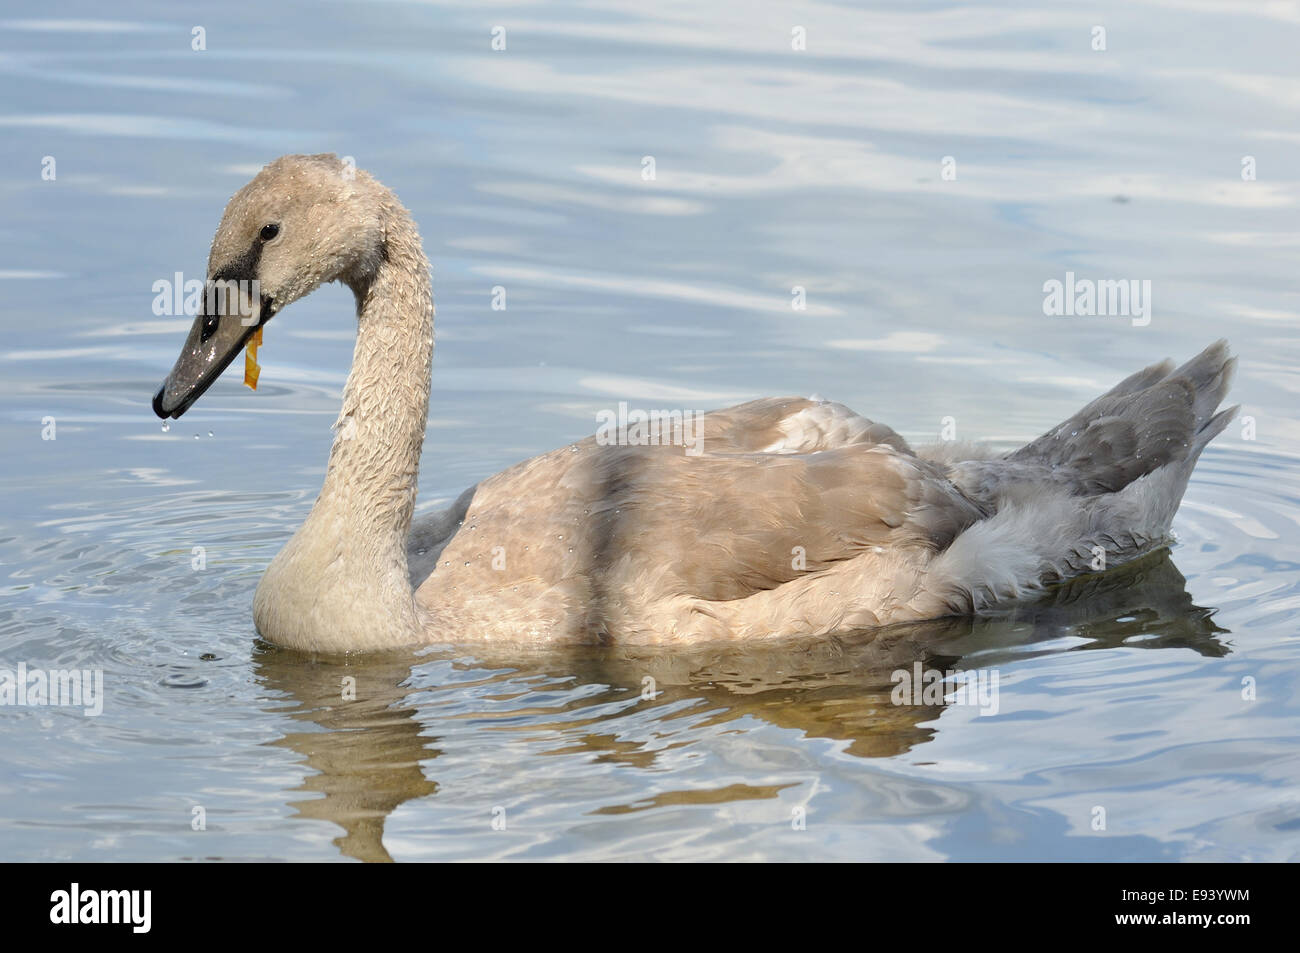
153;153;387;419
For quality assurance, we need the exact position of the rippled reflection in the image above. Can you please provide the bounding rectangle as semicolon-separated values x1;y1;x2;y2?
256;550;1225;861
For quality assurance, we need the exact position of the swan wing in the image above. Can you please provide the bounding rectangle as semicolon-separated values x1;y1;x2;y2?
414;415;986;640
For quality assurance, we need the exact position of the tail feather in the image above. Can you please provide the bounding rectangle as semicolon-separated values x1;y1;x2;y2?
1192;402;1239;457
924;341;1237;612
1007;339;1235;495
1172;339;1236;421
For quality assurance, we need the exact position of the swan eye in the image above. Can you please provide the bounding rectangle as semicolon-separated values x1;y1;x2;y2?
260;223;280;242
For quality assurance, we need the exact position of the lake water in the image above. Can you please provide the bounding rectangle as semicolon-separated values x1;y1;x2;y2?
2;0;1299;862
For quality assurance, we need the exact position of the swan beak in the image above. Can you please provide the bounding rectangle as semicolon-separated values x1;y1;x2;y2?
152;294;275;419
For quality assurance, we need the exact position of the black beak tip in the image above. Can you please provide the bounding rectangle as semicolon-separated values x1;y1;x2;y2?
152;385;173;420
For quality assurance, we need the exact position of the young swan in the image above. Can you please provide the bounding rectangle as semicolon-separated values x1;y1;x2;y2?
154;154;1238;652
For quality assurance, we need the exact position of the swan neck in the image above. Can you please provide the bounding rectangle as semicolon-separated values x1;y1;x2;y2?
318;206;434;542
253;189;436;652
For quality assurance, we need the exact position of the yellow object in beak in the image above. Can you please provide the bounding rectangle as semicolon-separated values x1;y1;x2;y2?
244;326;263;390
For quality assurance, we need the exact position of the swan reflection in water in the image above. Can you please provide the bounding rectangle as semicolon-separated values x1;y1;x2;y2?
253;549;1227;862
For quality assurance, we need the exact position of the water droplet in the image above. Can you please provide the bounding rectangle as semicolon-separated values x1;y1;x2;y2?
570;445;580;452
463;561;470;566
193;433;200;439
161;423;170;432
207;430;214;437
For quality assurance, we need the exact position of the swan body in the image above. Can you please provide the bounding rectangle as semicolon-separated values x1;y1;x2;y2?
153;155;1237;652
